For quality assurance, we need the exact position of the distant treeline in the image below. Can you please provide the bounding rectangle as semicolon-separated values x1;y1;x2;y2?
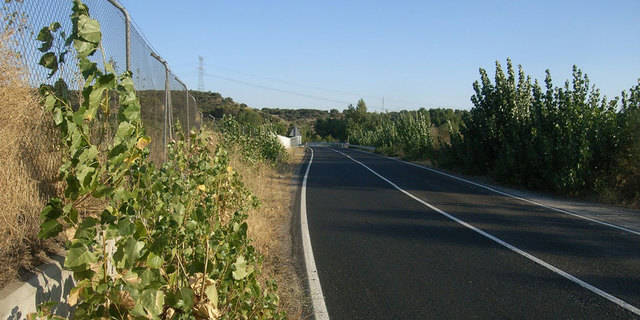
312;99;467;158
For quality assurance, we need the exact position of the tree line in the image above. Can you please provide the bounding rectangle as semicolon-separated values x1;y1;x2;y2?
443;59;639;206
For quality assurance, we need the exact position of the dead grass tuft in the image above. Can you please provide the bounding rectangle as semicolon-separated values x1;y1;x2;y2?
0;24;64;288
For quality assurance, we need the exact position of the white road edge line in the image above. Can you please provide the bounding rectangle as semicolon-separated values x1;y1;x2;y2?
331;148;640;316
301;147;330;320
347;148;640;237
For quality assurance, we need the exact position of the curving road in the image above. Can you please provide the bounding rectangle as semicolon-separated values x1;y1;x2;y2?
302;146;640;319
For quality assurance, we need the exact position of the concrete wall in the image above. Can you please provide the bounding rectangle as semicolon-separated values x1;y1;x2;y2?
277;135;302;149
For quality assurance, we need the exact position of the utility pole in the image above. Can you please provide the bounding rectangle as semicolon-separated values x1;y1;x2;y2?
198;56;204;91
382;96;385;112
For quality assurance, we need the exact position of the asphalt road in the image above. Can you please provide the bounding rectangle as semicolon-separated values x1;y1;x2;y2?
303;146;640;319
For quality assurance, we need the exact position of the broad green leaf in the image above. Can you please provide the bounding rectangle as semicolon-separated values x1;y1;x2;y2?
38;219;62;239
38;52;58;73
77;15;101;43
145;252;163;269
76;164;95;188
117;219;134;236
232;256;253;280
124;237;144;266
121;102;141;122
177;287;194;310
40;198;63;220
36;27;53;52
91;184;113;198
78;146;98;163
44;94;56;112
65;245;97;268
140;269;164;292
64;175;80;200
78;58;97;79
139;289;164;317
114;122;135;144
85;87;104;121
74;39;96;58
74;217;98;240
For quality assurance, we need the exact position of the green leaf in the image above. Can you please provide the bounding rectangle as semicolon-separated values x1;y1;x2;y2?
44;94;56;112
141;268;162;288
74;39;96;58
77;15;101;43
139;289;165;317
78;145;98;163
78;58;98;79
38;52;58;78
118;219;134;236
124;237;144;266
38;219;62;239
65;245;97;268
232;256;253;280
74;217;98;240
40;198;63;220
52;107;63;125
64;174;80;200
85;86;105;121
174;287;194;311
36;27;53;52
145;252;163;269
76;164;95;188
91;184;113;198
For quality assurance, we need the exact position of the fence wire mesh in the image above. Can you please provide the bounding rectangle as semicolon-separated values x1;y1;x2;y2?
2;0;201;164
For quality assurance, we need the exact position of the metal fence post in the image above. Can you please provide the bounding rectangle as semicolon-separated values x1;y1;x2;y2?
150;52;170;162
106;0;131;72
175;77;189;136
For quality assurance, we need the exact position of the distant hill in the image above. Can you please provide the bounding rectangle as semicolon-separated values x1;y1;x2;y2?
261;108;330;123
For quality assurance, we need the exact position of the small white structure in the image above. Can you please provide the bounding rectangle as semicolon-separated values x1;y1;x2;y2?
278;126;302;149
277;135;294;149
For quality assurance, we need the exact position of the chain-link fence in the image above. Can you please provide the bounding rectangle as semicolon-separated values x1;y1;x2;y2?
2;0;201;164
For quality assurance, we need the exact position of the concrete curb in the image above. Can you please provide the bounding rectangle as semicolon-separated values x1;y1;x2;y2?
0;255;74;319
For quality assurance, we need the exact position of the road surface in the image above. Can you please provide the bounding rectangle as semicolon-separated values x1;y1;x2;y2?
302;146;640;319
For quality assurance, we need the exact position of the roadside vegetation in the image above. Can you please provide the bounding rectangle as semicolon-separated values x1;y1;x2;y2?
443;59;639;207
308;60;639;208
0;1;306;319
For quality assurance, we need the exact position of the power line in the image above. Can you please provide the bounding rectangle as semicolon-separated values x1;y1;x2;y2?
202;64;429;107
203;72;353;105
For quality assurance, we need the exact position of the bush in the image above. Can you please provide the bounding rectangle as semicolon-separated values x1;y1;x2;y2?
446;58;639;206
216;115;288;166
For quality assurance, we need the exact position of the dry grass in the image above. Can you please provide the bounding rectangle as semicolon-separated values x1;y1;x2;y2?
231;147;307;319
0;26;64;288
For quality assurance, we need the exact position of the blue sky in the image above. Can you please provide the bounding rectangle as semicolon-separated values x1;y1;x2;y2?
119;0;640;111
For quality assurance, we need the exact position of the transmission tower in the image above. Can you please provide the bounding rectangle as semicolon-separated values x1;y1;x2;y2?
198;56;204;91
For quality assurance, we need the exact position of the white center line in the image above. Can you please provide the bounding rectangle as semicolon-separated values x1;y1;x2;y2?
331;148;640;316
